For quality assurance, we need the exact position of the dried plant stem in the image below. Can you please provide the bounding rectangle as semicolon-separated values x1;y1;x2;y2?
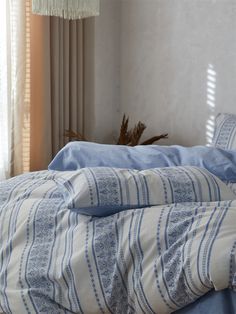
141;134;168;145
64;130;86;141
64;114;169;146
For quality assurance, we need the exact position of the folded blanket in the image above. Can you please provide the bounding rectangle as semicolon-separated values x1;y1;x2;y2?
55;166;236;216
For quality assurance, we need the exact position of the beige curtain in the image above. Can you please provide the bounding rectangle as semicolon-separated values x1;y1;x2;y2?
30;15;84;171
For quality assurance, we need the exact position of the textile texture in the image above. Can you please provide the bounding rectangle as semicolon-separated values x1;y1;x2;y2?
48;141;236;182
211;113;236;150
56;166;236;216
0;170;236;313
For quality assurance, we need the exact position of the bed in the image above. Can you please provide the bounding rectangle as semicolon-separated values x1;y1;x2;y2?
1;138;236;314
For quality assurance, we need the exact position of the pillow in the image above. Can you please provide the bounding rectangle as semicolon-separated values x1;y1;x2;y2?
211;113;236;149
49;141;236;182
55;166;236;217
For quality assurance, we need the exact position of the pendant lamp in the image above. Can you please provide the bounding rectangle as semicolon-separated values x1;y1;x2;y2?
32;0;100;19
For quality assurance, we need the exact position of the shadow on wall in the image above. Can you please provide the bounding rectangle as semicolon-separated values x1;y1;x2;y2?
206;64;216;145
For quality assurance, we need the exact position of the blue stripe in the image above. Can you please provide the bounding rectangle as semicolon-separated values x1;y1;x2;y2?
182;168;198;202
155;207;175;311
91;220;113;314
111;168;124;206
206;206;229;280
164;205;173;249
88;168;100;206
185;206;207;296
116;214;136;310
2;179;44;313
139;174;148;205
208;174;221;200
196;206;217;289
141;173;150;205
187;168;203;202
213;115;230;146
128;212;146;313
60;214;73;310
85;220;105;313
181;205;202;297
196;168;213;202
128;170;141;206
23;201;41;313
26;188;62;312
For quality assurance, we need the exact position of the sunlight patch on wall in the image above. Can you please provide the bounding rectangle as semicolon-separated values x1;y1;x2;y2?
206;64;216;145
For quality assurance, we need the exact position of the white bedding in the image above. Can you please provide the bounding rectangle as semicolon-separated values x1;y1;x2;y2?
0;170;236;313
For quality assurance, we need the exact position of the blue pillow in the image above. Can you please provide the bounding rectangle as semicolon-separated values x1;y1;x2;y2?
49;141;236;182
55;166;236;217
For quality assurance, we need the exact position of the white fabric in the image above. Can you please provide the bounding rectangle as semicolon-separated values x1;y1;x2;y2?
0;170;236;313
56;166;236;217
211;113;236;150
0;0;31;180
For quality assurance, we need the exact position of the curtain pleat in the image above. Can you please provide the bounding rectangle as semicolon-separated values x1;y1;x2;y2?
30;15;84;171
78;24;84;135
30;15;52;171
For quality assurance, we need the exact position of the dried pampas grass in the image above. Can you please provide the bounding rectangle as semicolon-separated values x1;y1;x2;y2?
64;114;168;146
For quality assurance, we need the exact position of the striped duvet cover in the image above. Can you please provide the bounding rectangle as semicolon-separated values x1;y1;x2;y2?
0;170;236;313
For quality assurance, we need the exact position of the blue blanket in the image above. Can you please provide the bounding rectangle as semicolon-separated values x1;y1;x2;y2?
49;142;236;182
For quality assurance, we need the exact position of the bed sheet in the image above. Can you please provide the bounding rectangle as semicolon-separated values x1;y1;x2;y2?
176;289;236;314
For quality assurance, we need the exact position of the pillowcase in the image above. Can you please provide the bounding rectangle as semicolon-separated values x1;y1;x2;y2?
55;166;236;217
211;113;236;149
49;141;236;182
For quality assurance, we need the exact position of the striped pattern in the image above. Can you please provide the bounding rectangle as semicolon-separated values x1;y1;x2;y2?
211;113;236;150
0;171;236;313
56;166;236;217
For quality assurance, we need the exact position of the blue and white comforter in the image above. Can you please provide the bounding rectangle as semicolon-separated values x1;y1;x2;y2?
0;171;236;313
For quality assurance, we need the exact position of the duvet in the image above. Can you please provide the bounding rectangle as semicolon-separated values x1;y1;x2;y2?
0;170;236;314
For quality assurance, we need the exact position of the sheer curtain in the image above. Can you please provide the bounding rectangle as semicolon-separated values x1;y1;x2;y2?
0;1;85;178
0;0;31;180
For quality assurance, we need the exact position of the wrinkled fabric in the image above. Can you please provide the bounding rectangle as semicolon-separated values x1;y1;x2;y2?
49;142;236;182
56;166;236;217
0;171;236;313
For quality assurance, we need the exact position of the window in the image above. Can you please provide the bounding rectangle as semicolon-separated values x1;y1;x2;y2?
0;0;31;180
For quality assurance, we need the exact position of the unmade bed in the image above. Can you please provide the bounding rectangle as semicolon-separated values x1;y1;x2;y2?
1;139;236;314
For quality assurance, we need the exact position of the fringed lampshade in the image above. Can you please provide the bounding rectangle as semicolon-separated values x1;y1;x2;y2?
32;0;100;19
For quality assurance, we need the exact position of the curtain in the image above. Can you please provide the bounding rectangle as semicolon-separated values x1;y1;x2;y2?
30;15;84;171
0;0;31;180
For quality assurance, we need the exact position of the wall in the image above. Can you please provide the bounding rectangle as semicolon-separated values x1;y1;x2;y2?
120;0;236;146
88;0;236;146
84;0;121;143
